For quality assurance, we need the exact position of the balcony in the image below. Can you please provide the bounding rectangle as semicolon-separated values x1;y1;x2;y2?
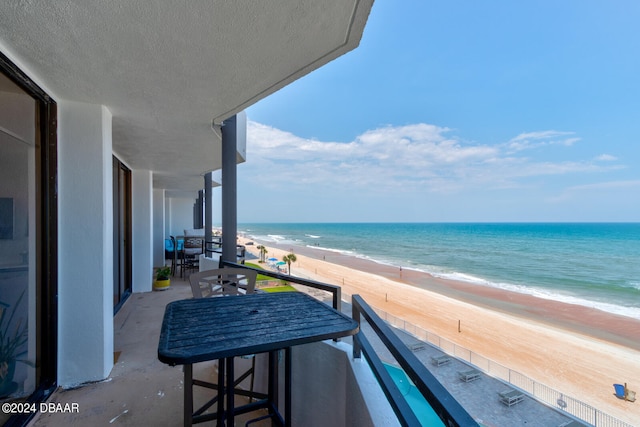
26;270;594;427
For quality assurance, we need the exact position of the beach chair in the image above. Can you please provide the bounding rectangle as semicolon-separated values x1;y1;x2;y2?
624;383;636;402
614;383;626;399
189;268;257;298
613;382;636;401
613;382;636;402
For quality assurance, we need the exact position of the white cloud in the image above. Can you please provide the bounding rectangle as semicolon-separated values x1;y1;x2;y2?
244;121;623;195
547;179;640;204
566;180;640;191
506;130;580;152
595;154;617;162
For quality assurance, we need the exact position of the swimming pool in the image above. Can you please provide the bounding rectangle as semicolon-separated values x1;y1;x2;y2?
384;364;445;427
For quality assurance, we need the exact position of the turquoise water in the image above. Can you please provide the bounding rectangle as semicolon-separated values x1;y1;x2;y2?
384;364;445;426
240;223;640;320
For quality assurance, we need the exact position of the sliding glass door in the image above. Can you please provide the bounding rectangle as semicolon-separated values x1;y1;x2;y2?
113;156;132;313
0;54;57;426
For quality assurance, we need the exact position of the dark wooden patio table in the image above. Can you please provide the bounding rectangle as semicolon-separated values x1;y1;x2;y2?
158;292;359;427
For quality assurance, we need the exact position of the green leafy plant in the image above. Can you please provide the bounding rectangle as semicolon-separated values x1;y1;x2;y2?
0;291;28;382
155;266;172;281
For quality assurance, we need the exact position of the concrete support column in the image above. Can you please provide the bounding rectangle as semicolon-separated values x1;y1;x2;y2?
153;188;165;267
132;169;153;292
204;172;213;255
221;115;237;264
57;101;113;386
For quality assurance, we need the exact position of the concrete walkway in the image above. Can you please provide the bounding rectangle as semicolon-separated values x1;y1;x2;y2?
353;317;586;426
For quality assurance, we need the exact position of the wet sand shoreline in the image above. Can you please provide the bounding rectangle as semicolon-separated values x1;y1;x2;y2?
275;239;640;350
329;244;638;348
239;236;640;424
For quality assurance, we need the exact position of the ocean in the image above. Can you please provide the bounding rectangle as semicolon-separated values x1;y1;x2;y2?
239;223;640;320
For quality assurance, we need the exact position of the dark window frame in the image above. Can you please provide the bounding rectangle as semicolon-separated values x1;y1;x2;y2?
0;51;58;427
112;156;132;314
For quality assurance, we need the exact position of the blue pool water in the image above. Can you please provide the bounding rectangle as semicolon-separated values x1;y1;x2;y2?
384;364;445;427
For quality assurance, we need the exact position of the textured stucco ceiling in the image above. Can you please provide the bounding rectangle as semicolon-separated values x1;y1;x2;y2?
0;0;372;191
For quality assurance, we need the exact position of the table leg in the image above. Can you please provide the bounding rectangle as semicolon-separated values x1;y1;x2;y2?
184;363;193;427
180;251;184;278
285;347;292;427
268;351;278;412
217;358;225;426
226;357;235;427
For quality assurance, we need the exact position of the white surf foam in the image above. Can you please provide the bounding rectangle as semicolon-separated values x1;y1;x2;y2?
432;270;640;320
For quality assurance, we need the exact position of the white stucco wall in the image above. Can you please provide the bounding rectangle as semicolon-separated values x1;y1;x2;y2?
57;101;114;387
0;46;119;389
290;341;399;427
235;110;247;161
168;197;194;237
152;188;165;268
132;170;153;292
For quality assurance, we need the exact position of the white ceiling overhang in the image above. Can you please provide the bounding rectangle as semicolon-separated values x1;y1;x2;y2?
0;0;373;191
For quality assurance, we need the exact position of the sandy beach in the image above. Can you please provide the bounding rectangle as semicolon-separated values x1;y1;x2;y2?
238;236;640;425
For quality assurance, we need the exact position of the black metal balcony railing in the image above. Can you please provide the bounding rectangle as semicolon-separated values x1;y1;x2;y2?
221;261;342;311
205;239;247;263
352;295;478;427
223;261;477;426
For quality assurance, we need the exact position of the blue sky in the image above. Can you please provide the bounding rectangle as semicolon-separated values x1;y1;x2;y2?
234;1;640;223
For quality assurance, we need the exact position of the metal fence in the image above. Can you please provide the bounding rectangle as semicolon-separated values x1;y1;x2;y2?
366;304;634;427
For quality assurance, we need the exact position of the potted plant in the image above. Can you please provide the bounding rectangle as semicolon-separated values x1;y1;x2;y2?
153;265;172;291
0;291;28;397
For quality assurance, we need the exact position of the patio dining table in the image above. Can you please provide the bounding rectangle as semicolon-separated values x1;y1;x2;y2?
158;291;359;427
